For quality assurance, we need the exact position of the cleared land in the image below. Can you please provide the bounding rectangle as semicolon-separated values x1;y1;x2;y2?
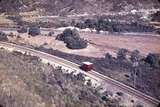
7;31;160;58
80;32;160;57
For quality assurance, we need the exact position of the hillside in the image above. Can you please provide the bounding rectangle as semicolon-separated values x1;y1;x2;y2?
0;49;123;107
0;0;160;15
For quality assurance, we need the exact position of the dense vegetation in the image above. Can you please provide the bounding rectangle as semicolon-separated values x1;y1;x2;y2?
0;49;122;107
56;29;88;49
75;18;155;33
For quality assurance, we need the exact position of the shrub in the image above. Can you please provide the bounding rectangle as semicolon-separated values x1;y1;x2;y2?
130;50;140;62
145;53;160;68
0;31;8;41
48;31;54;36
156;28;160;34
76;22;86;29
105;53;113;60
116;92;124;96
151;11;160;22
17;26;28;33
84;19;96;29
136;104;143;107
8;32;15;37
28;26;40;36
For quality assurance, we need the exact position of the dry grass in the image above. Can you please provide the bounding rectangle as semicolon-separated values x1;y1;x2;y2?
0;49;123;107
80;32;160;57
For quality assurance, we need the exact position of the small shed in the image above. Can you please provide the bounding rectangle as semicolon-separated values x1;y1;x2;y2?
81;62;93;71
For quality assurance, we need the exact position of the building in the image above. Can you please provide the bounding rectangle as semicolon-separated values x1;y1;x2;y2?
81;62;93;71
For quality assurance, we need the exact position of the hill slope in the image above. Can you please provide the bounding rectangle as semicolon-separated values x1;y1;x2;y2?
0;0;160;15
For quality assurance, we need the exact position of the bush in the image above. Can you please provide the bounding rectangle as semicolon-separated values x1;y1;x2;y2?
145;53;160;68
17;26;28;33
136;104;143;107
117;48;128;61
116;92;124;96
48;31;54;36
151;11;160;22
28;26;40;36
84;19;96;29
105;53;112;60
156;28;160;34
56;29;88;49
0;31;8;41
66;38;87;49
76;22;86;29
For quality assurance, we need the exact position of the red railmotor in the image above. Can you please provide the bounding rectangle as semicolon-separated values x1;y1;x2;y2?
81;62;93;71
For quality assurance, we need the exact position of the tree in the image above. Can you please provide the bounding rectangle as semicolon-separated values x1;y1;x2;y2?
56;29;87;49
151;11;160;22
17;26;28;33
84;19;95;29
75;22;86;29
130;50;140;88
117;48;128;61
105;53;112;60
130;50;140;62
95;17;107;33
28;26;40;36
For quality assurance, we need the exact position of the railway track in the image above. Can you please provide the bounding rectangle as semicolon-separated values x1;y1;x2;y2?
0;41;160;106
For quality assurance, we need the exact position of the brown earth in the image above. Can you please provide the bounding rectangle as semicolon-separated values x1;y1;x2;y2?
80;32;160;57
7;31;160;58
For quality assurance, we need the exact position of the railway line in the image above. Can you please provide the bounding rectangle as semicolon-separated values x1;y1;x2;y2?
0;41;160;106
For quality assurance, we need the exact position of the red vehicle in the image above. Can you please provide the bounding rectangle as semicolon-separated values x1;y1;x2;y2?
81;62;93;72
